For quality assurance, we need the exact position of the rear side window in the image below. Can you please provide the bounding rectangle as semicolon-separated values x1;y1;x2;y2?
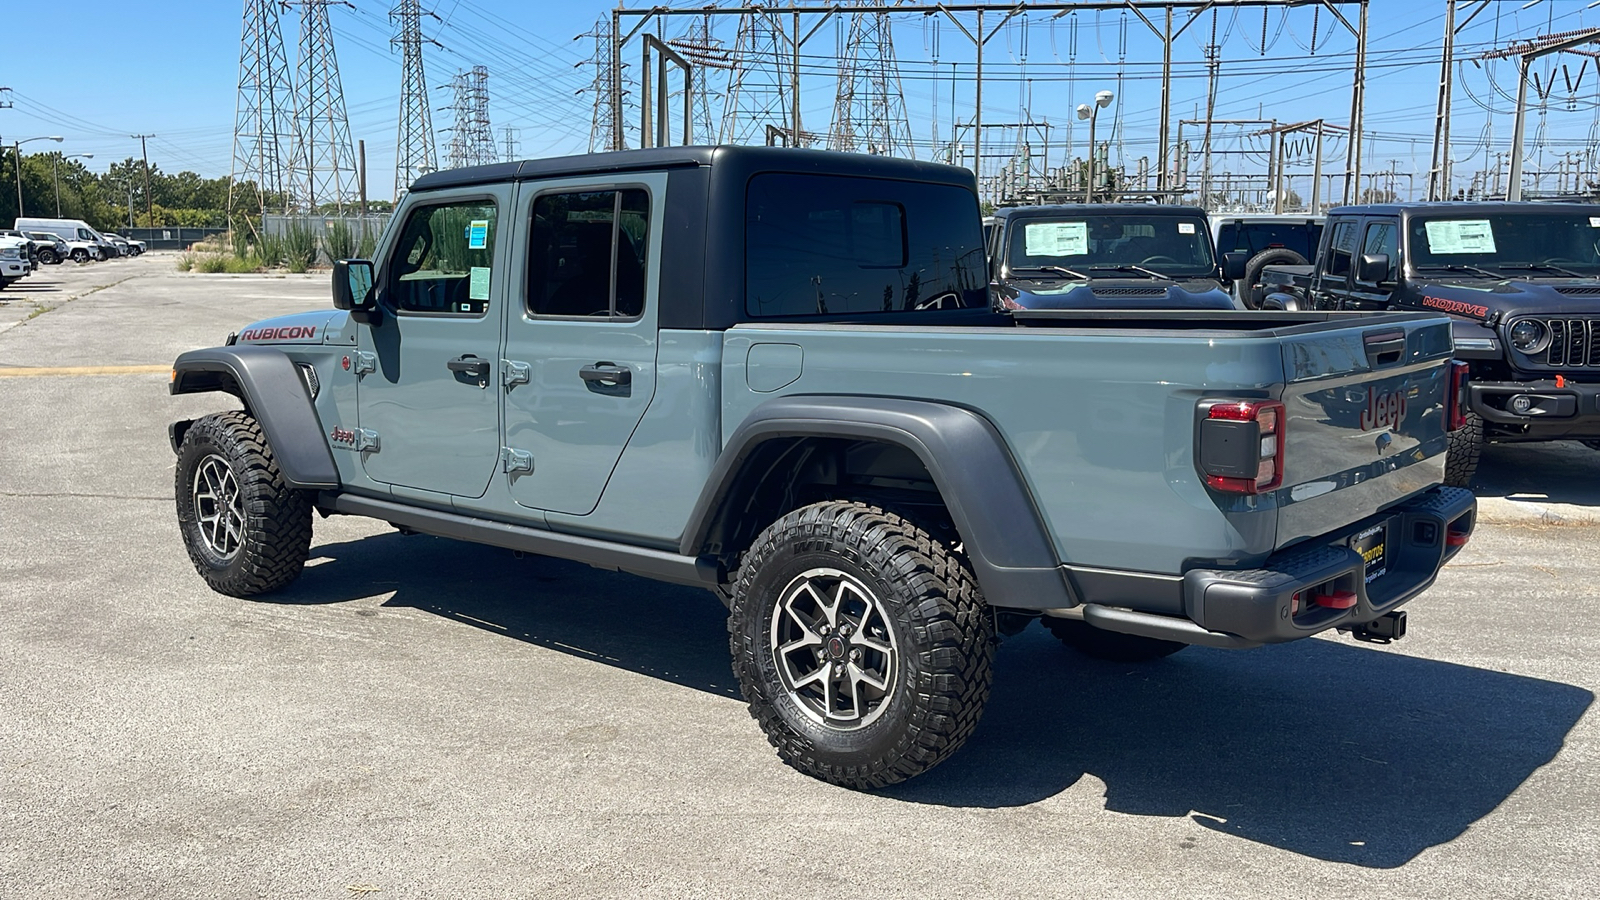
746;174;986;317
1324;221;1358;278
527;188;650;318
387;200;498;315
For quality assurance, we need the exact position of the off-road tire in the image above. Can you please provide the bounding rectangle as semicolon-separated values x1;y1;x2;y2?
70;248;88;263
1042;616;1187;662
37;249;59;265
1444;412;1483;488
729;500;995;789
1240;248;1309;309
175;411;313;597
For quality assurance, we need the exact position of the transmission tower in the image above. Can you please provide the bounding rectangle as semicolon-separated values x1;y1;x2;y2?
670;12;733;144
289;0;359;213
584;17;619;153
391;0;439;199
829;7;915;158
501;125;520;162
723;12;798;146
444;66;496;168
229;0;296;221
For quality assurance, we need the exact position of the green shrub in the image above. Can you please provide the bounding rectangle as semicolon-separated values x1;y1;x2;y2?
355;222;378;259
229;229;250;260
323;220;355;262
194;254;229;274
175;253;195;272
258;233;285;268
283;221;318;272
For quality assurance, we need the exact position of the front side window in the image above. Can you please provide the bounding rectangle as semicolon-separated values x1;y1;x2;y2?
387;200;497;315
1005;215;1215;278
746;173;986;316
1359;221;1399;283
1324;220;1358;278
527;188;649;318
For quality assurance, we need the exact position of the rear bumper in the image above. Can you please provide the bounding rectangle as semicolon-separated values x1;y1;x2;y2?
1067;486;1476;648
1469;379;1600;440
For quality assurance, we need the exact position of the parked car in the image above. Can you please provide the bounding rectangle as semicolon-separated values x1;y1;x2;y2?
1259;201;1600;485
0;234;33;288
14;217;113;261
1210;213;1325;307
168;146;1475;789
25;231;69;265
987;204;1246;310
102;232;141;256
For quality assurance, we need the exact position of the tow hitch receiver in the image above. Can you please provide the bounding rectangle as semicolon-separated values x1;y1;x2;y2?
1343;610;1407;644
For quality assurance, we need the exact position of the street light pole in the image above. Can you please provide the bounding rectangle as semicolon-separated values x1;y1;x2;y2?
53;153;93;217
1076;90;1115;203
10;135;64;219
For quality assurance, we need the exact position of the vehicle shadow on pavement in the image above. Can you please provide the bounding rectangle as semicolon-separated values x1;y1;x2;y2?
276;532;744;699
1472;441;1600;505
269;532;1592;869
884;627;1593;868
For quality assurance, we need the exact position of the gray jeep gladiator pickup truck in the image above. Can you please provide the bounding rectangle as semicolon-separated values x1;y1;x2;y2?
169;146;1475;789
1259;202;1600;485
988;204;1247;310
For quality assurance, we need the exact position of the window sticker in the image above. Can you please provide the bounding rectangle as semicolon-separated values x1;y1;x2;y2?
469;266;491;300
1589;216;1600;228
1424;219;1496;254
1023;221;1088;256
467;219;490;250
1177;222;1196;234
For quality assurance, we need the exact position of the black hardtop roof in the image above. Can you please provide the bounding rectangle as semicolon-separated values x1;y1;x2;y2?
1330;201;1600;218
993;203;1206;221
409;144;978;193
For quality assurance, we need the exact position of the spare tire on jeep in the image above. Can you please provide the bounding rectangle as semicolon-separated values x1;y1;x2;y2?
1240;247;1309;309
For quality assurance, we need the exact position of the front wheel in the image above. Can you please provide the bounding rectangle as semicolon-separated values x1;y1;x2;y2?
175;411;313;597
70;248;88;262
729;501;995;789
1444;412;1484;488
38;249;58;265
1043;616;1186;662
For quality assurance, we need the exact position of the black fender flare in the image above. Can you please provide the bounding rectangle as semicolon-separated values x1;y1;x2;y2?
168;345;340;490
680;395;1075;609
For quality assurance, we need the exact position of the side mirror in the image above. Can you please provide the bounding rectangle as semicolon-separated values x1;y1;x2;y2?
332;259;375;311
1222;251;1250;282
1356;252;1392;286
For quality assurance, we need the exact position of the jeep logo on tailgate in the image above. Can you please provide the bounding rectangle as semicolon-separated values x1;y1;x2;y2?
1361;386;1408;431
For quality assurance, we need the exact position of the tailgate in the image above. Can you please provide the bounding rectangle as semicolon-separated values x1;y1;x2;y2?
1275;315;1455;550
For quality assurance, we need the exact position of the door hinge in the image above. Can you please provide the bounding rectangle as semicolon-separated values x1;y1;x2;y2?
501;447;534;475
502;359;531;389
354;351;377;376
356;429;380;452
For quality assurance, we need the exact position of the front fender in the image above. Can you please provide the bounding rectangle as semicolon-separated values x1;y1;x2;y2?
169;346;340;490
682;396;1075;609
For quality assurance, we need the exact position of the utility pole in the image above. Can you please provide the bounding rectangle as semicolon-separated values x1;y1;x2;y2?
357;138;367;216
132;133;154;225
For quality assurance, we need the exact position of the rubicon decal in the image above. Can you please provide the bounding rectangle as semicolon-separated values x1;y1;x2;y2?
240;325;318;341
1361;386;1408;431
1420;296;1489;319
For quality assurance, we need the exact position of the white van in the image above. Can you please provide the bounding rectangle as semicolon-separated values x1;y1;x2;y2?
14;217;112;262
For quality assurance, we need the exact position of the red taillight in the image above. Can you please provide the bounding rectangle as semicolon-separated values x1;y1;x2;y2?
1446;361;1470;432
1200;399;1285;494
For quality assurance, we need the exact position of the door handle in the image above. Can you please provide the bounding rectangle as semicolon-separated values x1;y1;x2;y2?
447;355;490;378
579;362;632;387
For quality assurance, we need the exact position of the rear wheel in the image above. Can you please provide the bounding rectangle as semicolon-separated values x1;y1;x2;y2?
729;501;995;789
1240;248;1309;309
1444;412;1484;488
175;411;313;597
1043;616;1187;662
37;249;58;265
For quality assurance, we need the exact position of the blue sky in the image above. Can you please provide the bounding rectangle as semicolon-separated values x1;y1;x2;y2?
3;1;1599;202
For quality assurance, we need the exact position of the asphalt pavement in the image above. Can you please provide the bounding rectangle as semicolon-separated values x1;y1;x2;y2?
0;255;1595;899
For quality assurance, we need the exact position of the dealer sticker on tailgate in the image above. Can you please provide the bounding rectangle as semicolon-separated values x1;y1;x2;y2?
1351;524;1387;583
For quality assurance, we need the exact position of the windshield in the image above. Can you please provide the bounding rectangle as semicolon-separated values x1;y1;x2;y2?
1005;215;1215;278
1408;212;1600;276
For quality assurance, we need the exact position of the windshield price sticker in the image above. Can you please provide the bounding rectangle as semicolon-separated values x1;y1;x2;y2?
1424;219;1497;255
467;219;490;250
1177;222;1196;234
1023;221;1089;256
